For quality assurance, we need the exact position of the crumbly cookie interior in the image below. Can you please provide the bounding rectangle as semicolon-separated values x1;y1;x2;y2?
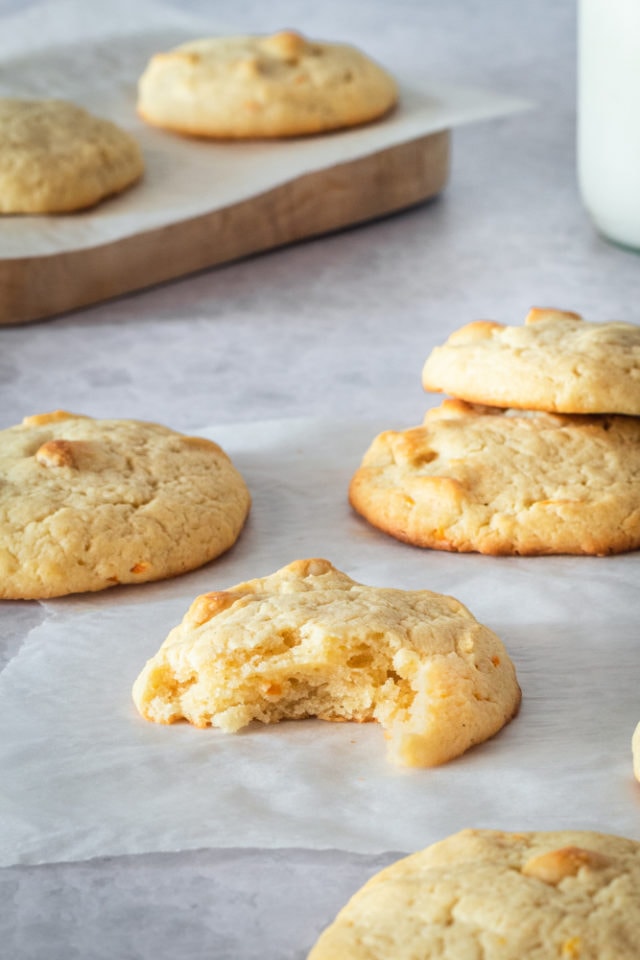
133;559;520;766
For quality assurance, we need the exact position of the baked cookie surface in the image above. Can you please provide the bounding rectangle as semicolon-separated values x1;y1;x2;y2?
349;399;640;556
0;99;143;214
132;558;520;767
308;828;640;959
422;308;640;415
0;411;250;599
137;30;398;138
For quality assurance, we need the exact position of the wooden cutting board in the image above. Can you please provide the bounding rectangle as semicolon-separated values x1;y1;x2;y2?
0;129;449;326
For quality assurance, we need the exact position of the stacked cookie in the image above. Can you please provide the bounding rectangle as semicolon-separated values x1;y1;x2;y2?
350;308;640;555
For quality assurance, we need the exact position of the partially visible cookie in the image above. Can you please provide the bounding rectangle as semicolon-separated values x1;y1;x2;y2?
0;411;250;598
0;99;143;214
349;399;640;555
137;30;398;138
422;308;640;415
132;558;520;767
308;828;640;959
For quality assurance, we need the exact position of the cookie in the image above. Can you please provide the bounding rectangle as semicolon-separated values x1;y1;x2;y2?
0;411;250;599
308;828;640;959
349;399;640;555
137;30;398;138
132;558;520;767
0;99;143;214
422;308;640;415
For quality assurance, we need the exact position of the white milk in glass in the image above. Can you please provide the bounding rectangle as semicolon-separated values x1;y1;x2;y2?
578;0;640;250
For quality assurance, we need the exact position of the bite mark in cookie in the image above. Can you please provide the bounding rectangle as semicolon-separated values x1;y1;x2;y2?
132;558;520;767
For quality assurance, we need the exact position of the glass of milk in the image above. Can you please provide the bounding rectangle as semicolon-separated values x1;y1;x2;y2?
578;0;640;251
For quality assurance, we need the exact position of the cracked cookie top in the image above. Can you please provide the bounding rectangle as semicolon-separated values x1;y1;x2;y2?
349;399;640;555
309;828;640;959
422;308;640;415
0;411;250;598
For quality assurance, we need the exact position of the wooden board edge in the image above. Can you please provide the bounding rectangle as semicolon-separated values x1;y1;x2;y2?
0;129;450;326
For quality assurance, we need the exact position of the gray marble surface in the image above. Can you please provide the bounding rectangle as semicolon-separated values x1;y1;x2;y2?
2;0;640;957
1;848;400;959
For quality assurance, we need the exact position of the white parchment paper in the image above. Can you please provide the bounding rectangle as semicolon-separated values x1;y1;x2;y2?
1;417;639;867
0;0;528;258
